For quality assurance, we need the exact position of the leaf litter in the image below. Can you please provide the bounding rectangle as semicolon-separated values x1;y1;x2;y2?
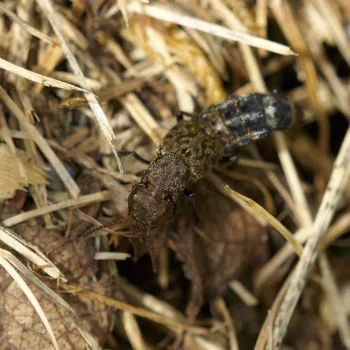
0;0;349;349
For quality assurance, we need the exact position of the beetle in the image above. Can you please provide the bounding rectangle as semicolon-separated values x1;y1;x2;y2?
83;92;293;273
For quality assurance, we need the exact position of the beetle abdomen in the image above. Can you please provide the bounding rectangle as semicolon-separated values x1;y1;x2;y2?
194;93;293;152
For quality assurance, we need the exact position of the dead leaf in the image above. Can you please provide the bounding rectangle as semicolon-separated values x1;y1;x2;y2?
0;280;87;350
0;144;47;199
0;274;115;350
0;220;116;349
174;180;269;317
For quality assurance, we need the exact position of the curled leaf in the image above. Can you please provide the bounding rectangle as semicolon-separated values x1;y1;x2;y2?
174;181;269;317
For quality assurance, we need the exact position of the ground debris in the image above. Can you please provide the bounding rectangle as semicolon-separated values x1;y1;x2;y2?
0;0;350;348
174;180;268;317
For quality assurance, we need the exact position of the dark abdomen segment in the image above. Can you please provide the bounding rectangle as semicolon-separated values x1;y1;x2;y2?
193;93;293;153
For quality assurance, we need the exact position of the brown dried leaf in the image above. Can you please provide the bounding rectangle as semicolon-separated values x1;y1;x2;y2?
17;222;98;282
0;144;47;199
0;280;86;350
0;219;115;349
174;181;269;317
0;273;115;350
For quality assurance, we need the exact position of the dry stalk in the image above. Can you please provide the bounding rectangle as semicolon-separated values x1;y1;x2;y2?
35;0;124;173
271;127;350;348
0;85;81;198
3;191;111;227
128;2;295;55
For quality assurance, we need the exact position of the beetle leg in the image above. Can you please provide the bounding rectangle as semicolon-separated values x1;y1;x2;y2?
118;151;151;164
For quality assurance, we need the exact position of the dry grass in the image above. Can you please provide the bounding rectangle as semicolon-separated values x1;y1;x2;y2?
0;1;350;349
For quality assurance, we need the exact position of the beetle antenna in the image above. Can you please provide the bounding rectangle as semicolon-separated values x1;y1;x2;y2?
79;217;129;240
48;217;128;257
146;226;158;274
